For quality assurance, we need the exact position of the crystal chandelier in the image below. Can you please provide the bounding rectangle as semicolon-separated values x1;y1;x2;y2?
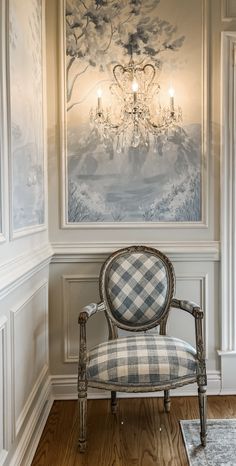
90;55;182;153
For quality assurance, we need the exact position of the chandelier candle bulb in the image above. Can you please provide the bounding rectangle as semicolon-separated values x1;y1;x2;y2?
168;87;175;113
131;79;139;104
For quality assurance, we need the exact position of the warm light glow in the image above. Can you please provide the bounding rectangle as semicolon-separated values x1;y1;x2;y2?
97;88;103;98
131;79;139;93
90;57;183;152
168;87;175;98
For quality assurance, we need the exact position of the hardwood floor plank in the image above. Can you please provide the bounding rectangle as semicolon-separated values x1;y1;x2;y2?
31;395;236;466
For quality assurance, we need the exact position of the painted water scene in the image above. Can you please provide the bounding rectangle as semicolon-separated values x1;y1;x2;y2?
65;0;203;223
9;0;44;232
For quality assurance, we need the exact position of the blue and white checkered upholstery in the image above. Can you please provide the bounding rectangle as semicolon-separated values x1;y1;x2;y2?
106;252;169;325
87;335;197;385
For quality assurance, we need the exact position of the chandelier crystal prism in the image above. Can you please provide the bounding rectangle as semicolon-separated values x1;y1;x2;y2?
90;55;182;153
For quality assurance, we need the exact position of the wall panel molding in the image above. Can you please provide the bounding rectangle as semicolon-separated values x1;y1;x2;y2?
220;31;236;392
62;272;209;364
52;241;220;263
15;365;48;437
221;0;236;21
10;281;49;440
62;274;99;363
0;0;8;244
6;0;48;240
0;317;8;465
220;31;236;353
9;376;52;466
176;274;209;359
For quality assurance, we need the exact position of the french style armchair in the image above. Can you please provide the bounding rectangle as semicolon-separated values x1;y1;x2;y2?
78;245;207;452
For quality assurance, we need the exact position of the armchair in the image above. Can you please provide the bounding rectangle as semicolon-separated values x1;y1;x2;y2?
78;245;207;452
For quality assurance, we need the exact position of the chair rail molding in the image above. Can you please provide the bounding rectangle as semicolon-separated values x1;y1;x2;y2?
219;31;236;392
51;241;220;263
0;243;53;300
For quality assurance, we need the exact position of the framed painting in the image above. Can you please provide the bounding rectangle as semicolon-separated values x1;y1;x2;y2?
8;0;46;238
60;0;209;228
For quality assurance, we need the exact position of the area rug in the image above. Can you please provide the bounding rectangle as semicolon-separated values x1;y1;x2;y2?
180;419;236;466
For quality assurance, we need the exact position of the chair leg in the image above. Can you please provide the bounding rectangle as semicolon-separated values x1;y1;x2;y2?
164;390;171;413
198;385;207;447
111;391;117;414
78;382;87;453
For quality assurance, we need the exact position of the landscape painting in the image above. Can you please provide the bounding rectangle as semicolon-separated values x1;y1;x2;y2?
64;0;204;223
9;0;45;234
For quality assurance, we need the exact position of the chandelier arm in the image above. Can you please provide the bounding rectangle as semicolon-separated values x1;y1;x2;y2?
113;64;126;92
146;118;165;133
143;64;156;92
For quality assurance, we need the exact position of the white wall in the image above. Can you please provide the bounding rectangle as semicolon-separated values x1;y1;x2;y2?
0;1;52;465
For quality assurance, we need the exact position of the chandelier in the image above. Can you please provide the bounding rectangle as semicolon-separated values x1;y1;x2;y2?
90;56;182;153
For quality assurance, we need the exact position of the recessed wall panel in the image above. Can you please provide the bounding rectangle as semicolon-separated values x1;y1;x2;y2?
62;275;107;362
11;282;48;434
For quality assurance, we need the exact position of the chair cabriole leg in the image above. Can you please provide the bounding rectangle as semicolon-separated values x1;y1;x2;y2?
111;391;117;414
198;384;207;446
164;389;171;413
78;381;87;453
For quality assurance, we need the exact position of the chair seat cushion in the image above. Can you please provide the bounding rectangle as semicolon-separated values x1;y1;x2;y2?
87;335;197;385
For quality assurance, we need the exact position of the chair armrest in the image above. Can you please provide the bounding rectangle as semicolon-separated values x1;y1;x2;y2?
171;298;203;319
170;298;206;385
78;302;106;324
78;302;105;384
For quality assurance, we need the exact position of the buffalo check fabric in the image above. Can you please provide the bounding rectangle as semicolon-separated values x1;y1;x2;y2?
87;335;197;385
106;252;168;325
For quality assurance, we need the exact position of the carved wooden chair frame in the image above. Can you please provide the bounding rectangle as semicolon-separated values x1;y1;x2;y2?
78;245;207;452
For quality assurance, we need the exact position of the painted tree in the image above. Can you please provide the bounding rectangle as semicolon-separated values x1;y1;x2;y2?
66;0;185;111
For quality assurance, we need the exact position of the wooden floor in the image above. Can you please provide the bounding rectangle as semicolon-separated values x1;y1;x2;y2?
32;396;236;466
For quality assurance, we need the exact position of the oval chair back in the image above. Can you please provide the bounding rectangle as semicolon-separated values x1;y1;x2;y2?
99;245;175;332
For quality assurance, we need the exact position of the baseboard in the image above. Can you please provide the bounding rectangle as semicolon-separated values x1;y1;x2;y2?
15;364;49;438
24;394;54;466
219;389;236;395
9;376;53;466
218;351;236;392
51;371;222;400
